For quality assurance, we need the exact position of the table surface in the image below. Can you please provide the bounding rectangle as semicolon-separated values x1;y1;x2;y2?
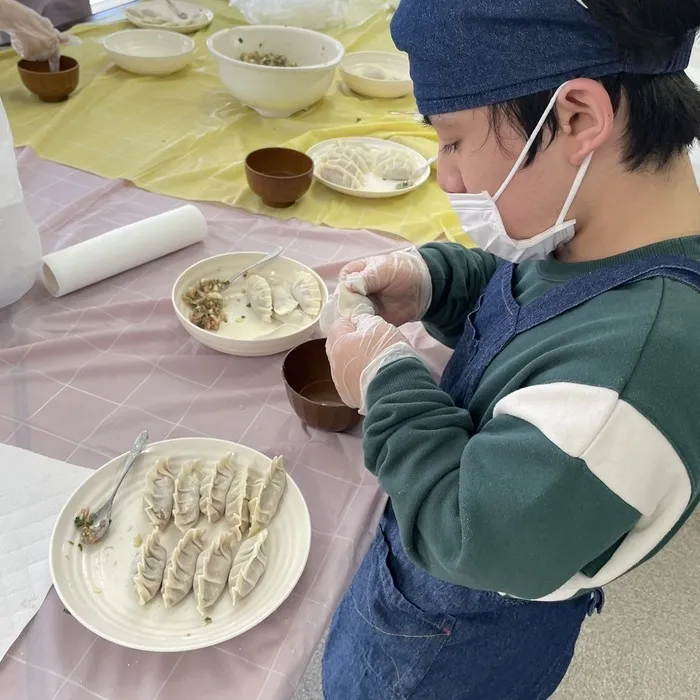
0;149;444;700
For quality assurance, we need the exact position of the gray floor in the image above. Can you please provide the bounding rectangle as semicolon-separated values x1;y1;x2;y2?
293;511;700;699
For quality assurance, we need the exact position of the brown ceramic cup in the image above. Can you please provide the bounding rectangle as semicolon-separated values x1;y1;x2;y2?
18;55;80;103
245;147;314;208
282;338;361;433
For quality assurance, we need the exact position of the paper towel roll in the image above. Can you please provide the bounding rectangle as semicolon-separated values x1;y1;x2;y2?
41;205;208;297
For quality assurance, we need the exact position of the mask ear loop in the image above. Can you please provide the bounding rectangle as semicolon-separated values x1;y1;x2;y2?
493;83;568;201
555;151;594;224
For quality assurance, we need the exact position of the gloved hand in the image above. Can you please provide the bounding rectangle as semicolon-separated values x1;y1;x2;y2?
339;247;433;327
0;0;63;61
326;311;420;413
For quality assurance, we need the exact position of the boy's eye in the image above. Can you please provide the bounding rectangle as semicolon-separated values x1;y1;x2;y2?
441;142;459;155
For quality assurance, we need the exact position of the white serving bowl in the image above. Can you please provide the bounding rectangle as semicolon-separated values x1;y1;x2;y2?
340;51;412;99
103;29;195;76
206;26;345;118
172;252;328;357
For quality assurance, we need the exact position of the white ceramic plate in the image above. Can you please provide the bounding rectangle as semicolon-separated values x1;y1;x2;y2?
307;137;431;199
124;1;214;33
50;438;311;652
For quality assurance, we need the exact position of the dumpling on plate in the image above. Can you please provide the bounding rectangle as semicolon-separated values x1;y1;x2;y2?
200;453;236;523
273;307;311;327
162;528;205;608
321;144;375;173
193;531;238;615
270;283;299;317
173;459;202;533
375;151;418;181
229;529;269;606
318;160;365;190
225;461;250;537
360;64;391;80
143;457;176;529
291;271;322;317
246;274;273;324
132;528;167;605
248;456;286;536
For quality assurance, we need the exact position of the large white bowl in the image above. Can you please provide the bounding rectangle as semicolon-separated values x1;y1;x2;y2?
172;252;328;357
207;26;345;118
103;29;195;76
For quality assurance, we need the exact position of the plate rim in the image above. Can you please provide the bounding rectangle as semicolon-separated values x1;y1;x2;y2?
307;137;432;199
49;437;312;652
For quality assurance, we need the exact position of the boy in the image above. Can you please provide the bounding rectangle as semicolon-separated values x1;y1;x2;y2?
323;0;700;697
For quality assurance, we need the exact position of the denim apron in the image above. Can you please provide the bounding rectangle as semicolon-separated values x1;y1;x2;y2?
323;255;700;700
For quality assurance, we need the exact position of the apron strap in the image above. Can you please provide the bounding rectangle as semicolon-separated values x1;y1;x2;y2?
516;256;700;334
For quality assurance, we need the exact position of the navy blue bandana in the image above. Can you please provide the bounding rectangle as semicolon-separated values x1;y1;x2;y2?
391;0;695;116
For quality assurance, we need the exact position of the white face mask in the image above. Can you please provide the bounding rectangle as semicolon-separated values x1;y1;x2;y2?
447;83;593;263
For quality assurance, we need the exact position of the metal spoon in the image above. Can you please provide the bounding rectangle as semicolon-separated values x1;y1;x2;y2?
165;0;188;20
76;430;149;545
386;155;438;187
225;247;284;288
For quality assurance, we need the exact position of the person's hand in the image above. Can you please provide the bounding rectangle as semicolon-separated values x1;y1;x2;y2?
0;0;62;61
339;247;432;327
326;311;416;412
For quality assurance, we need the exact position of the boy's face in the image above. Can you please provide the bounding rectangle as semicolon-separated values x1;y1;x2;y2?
431;87;611;241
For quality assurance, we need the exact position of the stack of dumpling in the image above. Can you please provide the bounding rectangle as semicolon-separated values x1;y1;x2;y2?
133;453;286;616
316;144;376;190
246;270;322;326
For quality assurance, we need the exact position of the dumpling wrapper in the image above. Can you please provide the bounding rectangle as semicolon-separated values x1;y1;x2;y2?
200;453;236;524
319;281;375;333
248;456;286;536
173;459;202;533
291;271;322;317
229;529;268;606
246;274;273;323
193;530;239;615
225;461;250;536
132;528;167;605
143;457;176;529
162;528;205;608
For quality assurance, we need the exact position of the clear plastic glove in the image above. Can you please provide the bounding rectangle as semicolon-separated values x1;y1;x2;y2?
0;0;63;61
339;247;433;327
326;311;421;413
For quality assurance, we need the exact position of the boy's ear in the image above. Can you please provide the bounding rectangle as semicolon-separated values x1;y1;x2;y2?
556;78;615;166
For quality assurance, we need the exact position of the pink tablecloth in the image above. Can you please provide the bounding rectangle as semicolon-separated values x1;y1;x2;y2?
0;150;436;700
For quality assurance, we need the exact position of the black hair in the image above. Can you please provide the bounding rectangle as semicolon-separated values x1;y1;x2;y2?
489;0;700;171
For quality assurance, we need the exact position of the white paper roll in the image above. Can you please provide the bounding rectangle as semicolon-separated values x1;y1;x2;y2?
41;205;208;297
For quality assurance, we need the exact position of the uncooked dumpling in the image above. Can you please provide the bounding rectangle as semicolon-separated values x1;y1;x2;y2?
248;456;286;536
228;529;268;606
318;161;365;190
193;531;238;615
375;151;417;181
291;271;322;316
321;144;374;173
361;64;390;80
270;283;299;316
173;460;202;533
162;528;205;609
246;274;273;323
200;453;236;524
225;461;250;536
132;528;167;605
143;457;176;529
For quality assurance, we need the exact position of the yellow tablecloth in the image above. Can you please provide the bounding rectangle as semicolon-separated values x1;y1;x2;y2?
0;4;466;245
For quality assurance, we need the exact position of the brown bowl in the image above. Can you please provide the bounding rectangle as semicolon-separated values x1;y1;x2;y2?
282;338;361;433
18;56;79;103
245;147;313;208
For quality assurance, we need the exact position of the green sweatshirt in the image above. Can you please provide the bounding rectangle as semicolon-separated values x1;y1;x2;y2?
363;237;700;601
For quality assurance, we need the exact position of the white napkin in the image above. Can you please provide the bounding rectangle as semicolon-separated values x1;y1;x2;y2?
0;445;91;661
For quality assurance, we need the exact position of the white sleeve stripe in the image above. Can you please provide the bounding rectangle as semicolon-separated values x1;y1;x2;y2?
494;382;691;598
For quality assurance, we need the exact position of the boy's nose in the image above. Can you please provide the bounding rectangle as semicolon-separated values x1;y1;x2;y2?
437;159;467;194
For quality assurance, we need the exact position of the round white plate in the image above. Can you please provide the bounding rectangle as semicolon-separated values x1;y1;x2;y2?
124;1;214;34
50;438;311;652
307;137;431;199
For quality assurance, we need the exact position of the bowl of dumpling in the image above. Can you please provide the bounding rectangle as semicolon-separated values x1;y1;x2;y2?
339;51;412;100
172;252;328;357
207;25;345;118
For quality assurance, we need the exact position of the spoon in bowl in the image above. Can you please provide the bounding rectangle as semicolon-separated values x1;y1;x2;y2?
224;246;284;289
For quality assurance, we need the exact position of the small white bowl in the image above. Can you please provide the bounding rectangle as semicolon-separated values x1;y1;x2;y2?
172;252;328;357
207;25;345;118
340;51;412;99
103;29;194;76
